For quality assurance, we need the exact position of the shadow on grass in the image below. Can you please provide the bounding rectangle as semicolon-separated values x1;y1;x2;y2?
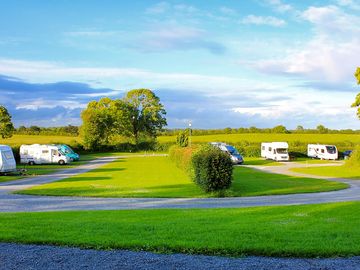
58;176;113;182
244;159;280;166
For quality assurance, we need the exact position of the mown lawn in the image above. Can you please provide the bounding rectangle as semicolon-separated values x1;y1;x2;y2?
0;153;118;183
1;202;360;257
17;156;347;197
292;165;360;179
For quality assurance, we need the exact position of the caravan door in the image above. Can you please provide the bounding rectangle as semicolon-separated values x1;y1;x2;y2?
1;150;16;172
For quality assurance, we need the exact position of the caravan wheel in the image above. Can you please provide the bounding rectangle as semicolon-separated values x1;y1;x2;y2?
28;161;35;166
58;160;65;165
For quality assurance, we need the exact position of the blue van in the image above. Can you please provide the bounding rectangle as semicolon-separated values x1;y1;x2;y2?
57;144;80;161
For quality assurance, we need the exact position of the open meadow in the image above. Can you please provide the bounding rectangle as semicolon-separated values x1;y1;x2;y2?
158;133;360;145
0;134;81;147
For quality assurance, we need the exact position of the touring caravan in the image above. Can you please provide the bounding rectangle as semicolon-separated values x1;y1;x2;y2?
261;142;289;161
0;145;16;173
307;144;338;160
57;144;80;161
20;144;71;165
210;142;244;164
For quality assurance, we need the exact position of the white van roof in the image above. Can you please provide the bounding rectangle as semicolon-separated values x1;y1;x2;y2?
262;142;288;147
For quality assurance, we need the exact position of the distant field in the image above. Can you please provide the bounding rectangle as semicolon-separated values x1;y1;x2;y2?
158;133;360;145
0;135;81;147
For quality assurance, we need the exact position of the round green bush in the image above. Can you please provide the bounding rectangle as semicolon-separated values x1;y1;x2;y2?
191;145;233;192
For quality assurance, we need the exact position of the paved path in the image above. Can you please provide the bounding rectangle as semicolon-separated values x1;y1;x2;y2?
0;158;359;212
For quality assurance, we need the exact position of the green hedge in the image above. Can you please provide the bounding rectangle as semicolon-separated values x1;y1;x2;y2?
169;145;233;193
192;145;233;192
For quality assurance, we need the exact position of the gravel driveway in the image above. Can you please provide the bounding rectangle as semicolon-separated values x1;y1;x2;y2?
1;243;360;270
0;157;359;212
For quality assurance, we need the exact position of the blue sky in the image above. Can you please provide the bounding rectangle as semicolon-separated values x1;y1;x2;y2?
0;0;359;129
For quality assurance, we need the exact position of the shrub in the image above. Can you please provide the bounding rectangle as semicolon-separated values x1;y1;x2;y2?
168;145;198;174
191;145;233;192
176;130;189;147
346;146;360;167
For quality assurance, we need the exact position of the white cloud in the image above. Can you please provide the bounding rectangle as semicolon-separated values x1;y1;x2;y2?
219;6;237;15
253;5;360;83
145;2;170;14
241;15;286;26
265;0;293;12
16;99;85;110
336;0;360;10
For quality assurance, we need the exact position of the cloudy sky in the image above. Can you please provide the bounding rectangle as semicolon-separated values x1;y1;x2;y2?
0;0;359;129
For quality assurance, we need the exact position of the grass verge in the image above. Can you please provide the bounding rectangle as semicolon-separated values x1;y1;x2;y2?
17;156;347;197
292;165;360;179
0;202;360;257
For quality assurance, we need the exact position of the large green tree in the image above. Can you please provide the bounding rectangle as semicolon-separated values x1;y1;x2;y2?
352;67;360;118
81;98;130;150
124;89;167;144
0;105;14;139
80;89;166;150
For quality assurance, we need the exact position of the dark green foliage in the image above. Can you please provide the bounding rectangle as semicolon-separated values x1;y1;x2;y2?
346;145;360;168
191;145;233;192
168;145;198;174
176;130;189;147
0;105;14;139
15;125;79;136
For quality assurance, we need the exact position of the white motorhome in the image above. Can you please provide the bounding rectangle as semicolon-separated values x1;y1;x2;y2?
307;144;338;160
261;142;289;161
0;145;16;173
20;144;71;165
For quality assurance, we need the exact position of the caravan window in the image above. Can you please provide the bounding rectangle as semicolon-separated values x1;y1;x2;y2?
4;151;13;160
326;146;337;154
268;147;272;151
23;149;28;155
42;150;49;154
321;149;325;153
262;146;265;150
276;148;288;154
52;150;59;156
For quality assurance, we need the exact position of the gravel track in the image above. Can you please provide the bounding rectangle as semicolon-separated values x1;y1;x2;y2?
1;243;360;270
0;158;358;212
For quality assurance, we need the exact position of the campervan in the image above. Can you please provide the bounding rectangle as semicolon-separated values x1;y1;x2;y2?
307;144;338;160
210;142;244;164
20;144;71;165
57;144;80;161
0;145;16;173
261;142;289;161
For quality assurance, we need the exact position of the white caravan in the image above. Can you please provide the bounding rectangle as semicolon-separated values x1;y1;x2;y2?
0;145;16;173
307;144;338;160
20;144;71;165
261;142;289;161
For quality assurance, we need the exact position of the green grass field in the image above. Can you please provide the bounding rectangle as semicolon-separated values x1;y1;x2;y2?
0;134;81;147
158;133;360;145
0;202;360;257
17;156;347;197
292;165;360;179
0;154;100;183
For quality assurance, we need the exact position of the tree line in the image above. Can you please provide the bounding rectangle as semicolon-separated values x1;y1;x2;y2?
0;67;360;147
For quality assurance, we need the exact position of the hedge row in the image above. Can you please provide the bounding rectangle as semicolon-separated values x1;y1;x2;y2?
169;145;233;193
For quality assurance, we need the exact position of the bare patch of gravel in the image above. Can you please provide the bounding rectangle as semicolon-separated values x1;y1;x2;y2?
1;243;360;270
